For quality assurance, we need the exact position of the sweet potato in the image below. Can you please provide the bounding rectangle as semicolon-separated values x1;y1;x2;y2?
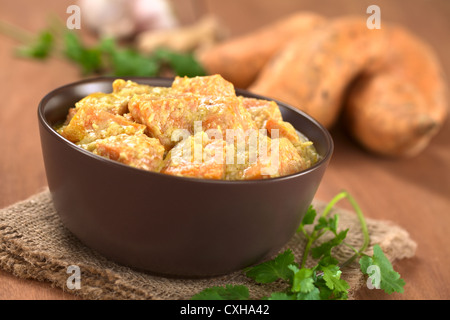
239;137;308;180
172;74;235;97
73;79;158;116
129;76;256;150
250;17;447;157
161;132;227;180
90;133;165;172
196;12;326;89
250;17;390;129
60;105;146;145
344;26;448;156
239;97;282;129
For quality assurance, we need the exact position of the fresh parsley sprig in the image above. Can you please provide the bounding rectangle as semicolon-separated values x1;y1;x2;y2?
0;18;206;78
191;191;405;300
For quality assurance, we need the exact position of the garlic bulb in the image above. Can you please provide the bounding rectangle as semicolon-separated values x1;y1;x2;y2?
78;0;178;38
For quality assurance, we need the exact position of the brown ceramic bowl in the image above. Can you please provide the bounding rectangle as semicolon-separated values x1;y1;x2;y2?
38;77;333;277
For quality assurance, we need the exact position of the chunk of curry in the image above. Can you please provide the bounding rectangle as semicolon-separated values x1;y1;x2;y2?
88;133;165;171
59;105;146;145
129;94;256;150
56;75;319;179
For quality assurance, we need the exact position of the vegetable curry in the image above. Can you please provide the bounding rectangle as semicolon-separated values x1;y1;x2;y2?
56;75;319;180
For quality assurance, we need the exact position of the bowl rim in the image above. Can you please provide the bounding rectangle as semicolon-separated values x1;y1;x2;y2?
38;76;334;185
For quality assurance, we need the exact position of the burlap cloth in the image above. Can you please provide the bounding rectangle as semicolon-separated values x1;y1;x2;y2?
0;189;416;300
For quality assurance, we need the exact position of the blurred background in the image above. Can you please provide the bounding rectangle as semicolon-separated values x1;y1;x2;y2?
0;0;449;300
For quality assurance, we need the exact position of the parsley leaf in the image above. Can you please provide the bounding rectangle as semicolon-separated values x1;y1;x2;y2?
2;19;207;78
267;292;296;300
99;37;159;77
314;214;339;233
17;30;53;59
296;287;321;300
245;249;296;284
192;191;406;300
154;47;206;77
320;265;350;295
111;48;159;77
300;205;317;226
191;284;249;300
360;244;405;294
63;32;102;74
288;265;315;293
311;229;348;259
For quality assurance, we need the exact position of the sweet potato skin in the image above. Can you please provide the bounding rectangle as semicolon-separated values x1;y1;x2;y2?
250;17;390;129
344;74;444;157
196;12;326;89
249;16;448;157
344;22;448;157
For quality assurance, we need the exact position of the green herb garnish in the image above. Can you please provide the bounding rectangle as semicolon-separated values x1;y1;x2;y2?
0;18;206;78
192;191;406;300
360;244;405;294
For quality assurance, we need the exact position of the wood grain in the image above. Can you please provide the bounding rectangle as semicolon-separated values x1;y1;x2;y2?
0;0;449;300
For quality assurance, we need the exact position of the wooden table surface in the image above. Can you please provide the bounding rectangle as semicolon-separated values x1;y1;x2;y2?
0;0;449;300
